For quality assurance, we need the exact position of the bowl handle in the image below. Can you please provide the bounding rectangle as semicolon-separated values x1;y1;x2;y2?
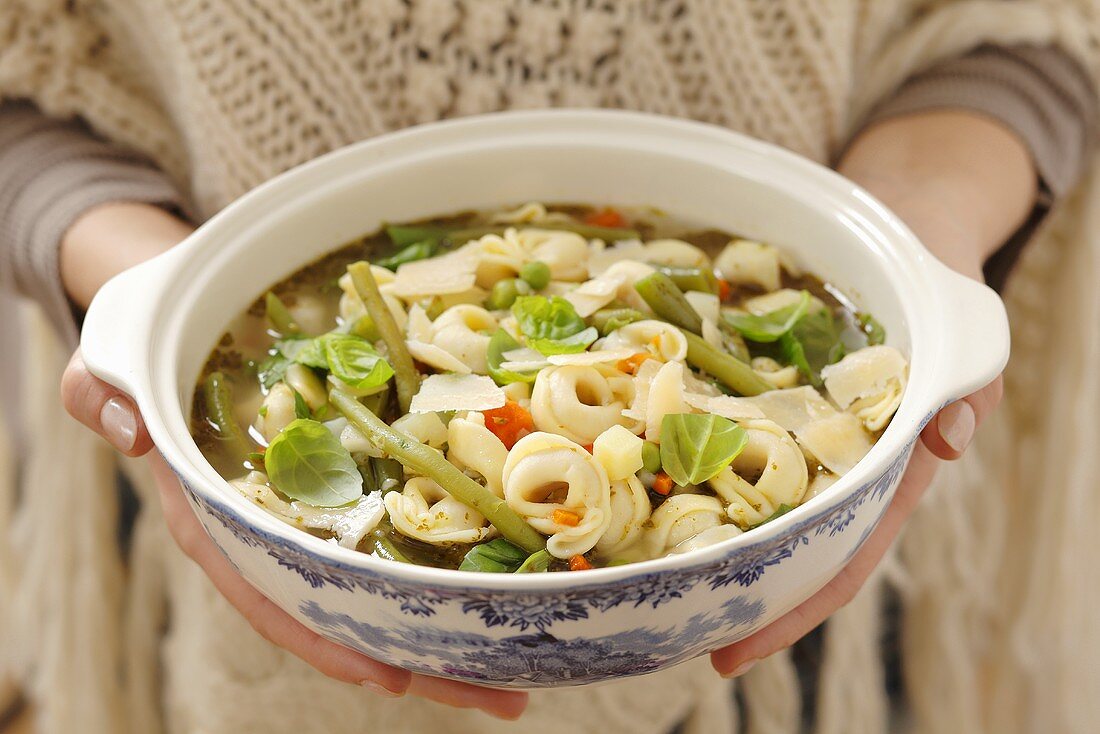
926;261;1011;410
80;246;188;399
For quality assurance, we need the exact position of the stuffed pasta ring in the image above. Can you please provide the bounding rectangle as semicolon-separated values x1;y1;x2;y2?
710;419;808;528
531;364;637;445
502;432;612;558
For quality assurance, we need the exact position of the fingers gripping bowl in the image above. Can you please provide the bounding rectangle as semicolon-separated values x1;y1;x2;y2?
81;111;1008;688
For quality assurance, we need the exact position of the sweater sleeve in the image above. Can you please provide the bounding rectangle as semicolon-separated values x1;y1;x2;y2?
858;44;1098;291
0;101;185;345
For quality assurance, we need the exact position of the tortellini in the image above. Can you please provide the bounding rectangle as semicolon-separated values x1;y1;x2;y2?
467;228;590;286
597;320;687;362
715;239;781;292
428;305;498;374
710;419;809;528
643;239;709;268
503;432;612;558
531;364;638;444
821;345;908;431
447;412;508;497
231;472;384;549
596;475;651;555
644;495;725;556
385;476;491;544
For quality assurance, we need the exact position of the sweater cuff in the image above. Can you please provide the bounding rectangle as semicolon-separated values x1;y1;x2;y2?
856;44;1097;291
0;102;184;348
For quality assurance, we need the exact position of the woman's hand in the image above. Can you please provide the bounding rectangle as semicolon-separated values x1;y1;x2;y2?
712;109;1033;677
59;203;529;719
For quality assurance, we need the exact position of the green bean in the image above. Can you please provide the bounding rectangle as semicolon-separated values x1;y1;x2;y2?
681;330;772;396
590;308;646;336
346;262;419;414
348;315;381;342
634;272;704;333
386;225;446;247
203;372;253;464
370;525;412;563
264;291;299;336
368;456;405;493
656;265;718;295
332;390;546;553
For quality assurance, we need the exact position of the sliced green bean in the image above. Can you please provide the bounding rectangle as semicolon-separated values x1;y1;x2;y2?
589;308;646;336
346;262;419;414
264;291;299;336
656;265;719;295
367;456;405;493
203;372;253;463
370;526;411;563
634;272;704;334
332;390;546;553
682;330;772;396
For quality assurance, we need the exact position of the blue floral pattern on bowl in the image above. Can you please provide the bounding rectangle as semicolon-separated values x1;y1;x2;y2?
181;439;914;688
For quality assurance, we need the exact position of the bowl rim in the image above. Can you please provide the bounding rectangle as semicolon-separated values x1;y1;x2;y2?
90;109;991;591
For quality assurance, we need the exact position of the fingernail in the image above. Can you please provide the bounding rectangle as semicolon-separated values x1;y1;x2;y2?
100;397;137;451
359;679;402;698
723;658;757;678
938;400;975;453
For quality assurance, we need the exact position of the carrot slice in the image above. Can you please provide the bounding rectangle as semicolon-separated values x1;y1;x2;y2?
718;279;732;302
584;207;626;228
653;471;673;496
552;509;581;527
616;352;653;375
569;554;594;571
482;400;535;449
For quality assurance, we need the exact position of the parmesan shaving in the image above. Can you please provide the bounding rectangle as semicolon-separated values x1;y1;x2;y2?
406;340;472;374
683;393;766;421
587;240;647;277
409;374;506;414
548;348;634;366
821;345;908;409
794;412;873;475
741;386;837;432
405;303;434;342
390;251;479;297
685;291;720;324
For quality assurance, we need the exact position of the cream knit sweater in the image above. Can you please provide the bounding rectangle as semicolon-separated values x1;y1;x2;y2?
2;2;1100;734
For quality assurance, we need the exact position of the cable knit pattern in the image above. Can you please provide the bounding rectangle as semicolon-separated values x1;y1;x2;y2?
1;3;1099;734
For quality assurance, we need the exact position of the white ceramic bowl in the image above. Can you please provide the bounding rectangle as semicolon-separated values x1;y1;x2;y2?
81;110;1008;688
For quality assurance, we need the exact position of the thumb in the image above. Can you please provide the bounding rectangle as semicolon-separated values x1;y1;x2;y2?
61;349;154;456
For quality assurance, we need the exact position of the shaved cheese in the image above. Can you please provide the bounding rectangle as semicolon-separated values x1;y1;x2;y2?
821;345;907;409
701;317;723;348
685;291;720;324
503;347;544;362
567;260;655;316
684;393;766;421
405;303;434;342
406;340;472;374
644;239;709;268
500;359;550;372
741;386;837;432
390;251;478;297
587;240;647;277
644;361;688;441
794;412;872;475
548;348;634;366
409;374;506;414
622;358;662;421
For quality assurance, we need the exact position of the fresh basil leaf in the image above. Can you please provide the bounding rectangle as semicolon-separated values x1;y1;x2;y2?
486;329;539;385
257;352;290;390
750;503;795;529
724;291;811;343
858;313;886;346
265;418;363;507
280;337;328;369
514;550;553;573
511;295;588;342
374;239;438;271
528;326;599;355
659;413;749;487
459;538;530;573
292;389;311;420
323;334;395;390
780;307;845;386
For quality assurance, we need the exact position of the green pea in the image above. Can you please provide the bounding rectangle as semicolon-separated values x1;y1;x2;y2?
486;278;531;310
641;441;662;473
520;261;552;290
